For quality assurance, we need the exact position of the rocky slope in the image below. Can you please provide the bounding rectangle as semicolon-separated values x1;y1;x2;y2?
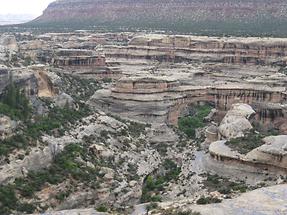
30;0;287;36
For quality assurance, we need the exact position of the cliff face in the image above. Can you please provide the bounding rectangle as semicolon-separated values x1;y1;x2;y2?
106;34;287;66
30;0;287;36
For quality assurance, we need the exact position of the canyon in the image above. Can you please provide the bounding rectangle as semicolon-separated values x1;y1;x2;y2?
0;27;286;215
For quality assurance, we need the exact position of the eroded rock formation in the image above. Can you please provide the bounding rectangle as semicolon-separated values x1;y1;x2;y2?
218;103;255;140
106;34;287;66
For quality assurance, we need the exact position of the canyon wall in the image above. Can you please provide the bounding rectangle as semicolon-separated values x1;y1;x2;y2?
106;35;287;66
92;77;287;130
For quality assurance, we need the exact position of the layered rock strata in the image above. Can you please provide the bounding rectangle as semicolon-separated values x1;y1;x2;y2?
41;48;122;79
91;77;287;129
105;34;287;66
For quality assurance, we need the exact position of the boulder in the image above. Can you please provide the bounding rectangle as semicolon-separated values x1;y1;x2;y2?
0;115;17;140
219;103;255;140
54;93;75;109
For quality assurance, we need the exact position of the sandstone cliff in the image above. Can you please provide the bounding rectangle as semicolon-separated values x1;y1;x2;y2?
30;0;287;36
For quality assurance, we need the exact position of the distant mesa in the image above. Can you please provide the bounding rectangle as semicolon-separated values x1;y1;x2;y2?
27;0;287;36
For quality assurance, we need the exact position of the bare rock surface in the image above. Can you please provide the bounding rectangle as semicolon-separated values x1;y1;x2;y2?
219;103;255;139
158;184;287;215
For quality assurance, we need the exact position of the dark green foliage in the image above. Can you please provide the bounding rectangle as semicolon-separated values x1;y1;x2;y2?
0;105;90;159
0;185;18;214
26;105;90;139
203;173;249;194
127;121;147;138
146;202;158;211
0;134;30;157
23;56;32;66
16;202;36;214
0;76;31;120
178;105;212;138
163;159;182;181
57;73;101;102
55;191;71;201
225;131;264;154
102;77;112;83
196;196;222;204
0;143;101;214
141;159;181;203
96;204;108;212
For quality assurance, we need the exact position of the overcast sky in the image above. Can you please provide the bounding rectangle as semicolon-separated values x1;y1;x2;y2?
0;0;55;15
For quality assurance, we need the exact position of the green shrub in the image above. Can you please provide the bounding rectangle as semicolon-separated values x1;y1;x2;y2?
178;104;212;138
203;173;249;194
0;134;29;157
225;131;264;154
0;185;18;214
161;209;201;215
196;196;222;204
55;191;70;201
96;204;108;212
16;202;36;213
0;76;32;120
141;159;181;203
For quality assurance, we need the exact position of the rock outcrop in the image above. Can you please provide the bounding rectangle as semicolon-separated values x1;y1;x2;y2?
163;184;287;215
245;135;287;169
0;34;18;61
209;133;287;170
218;103;255;140
0;115;16;140
92;77;287;127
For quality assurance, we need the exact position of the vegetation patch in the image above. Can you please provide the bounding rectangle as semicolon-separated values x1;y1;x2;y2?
57;72;101;101
178;104;212;138
225;131;265;155
25;104;90;139
141;159;181;203
202;173;249;194
0;78;31;120
196;196;222;204
0;143;104;214
0;79;90;158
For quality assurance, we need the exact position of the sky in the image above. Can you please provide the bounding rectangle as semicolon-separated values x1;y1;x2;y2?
0;0;55;15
